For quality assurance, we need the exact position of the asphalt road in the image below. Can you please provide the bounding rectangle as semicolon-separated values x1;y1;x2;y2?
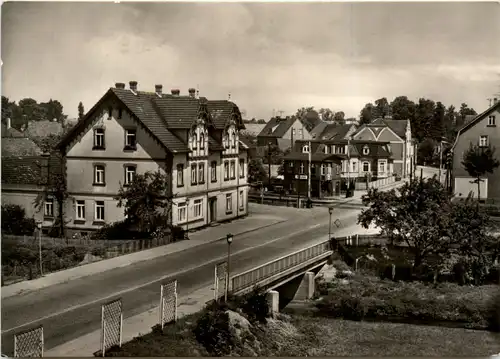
1;204;362;355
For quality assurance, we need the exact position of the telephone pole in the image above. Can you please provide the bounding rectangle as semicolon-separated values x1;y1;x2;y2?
307;140;312;199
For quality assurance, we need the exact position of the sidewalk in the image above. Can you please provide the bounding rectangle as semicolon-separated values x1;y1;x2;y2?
1;214;287;299
44;284;214;357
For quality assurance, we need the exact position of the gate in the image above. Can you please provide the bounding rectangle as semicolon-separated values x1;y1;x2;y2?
159;280;178;328
14;325;44;357
100;298;123;357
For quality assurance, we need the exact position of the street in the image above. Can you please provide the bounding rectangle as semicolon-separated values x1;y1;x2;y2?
1;203;368;355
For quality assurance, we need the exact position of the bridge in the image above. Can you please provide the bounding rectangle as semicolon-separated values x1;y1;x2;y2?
228;239;333;312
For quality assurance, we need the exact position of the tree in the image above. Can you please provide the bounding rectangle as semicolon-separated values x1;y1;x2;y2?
333;111;345;124
358;177;453;268
373;97;391;119
39;99;66;122
319;108;334;122
432;101;446;140
461;143;500;202
248;159;267;183
359;103;374;125
78;102;85;120
414;98;436;142
115;170;173;233
390;96;416;122
257;119;266;124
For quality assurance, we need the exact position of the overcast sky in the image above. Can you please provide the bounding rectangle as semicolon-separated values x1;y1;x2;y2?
2;2;500;120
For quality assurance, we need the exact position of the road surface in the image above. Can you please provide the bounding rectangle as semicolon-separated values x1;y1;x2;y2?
1;203;365;355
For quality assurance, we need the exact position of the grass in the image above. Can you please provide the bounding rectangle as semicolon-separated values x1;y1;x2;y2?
290;315;500;356
315;271;499;330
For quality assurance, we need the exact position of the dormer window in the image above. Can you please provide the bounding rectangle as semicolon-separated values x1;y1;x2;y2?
363;146;370;155
302;145;310;153
231;131;236;148
323;145;328;154
200;132;205;150
224;133;229;149
192;133;197;150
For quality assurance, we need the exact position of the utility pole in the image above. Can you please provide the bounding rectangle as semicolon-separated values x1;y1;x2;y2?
268;142;272;190
438;140;443;182
346;138;351;197
307;140;312;199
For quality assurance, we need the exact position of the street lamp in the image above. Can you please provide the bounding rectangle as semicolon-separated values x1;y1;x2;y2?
225;233;233;302
328;206;334;241
36;220;43;277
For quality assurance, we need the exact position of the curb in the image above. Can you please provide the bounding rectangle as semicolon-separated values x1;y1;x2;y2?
2;219;289;299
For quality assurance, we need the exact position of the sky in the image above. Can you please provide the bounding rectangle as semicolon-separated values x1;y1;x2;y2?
2;1;500;120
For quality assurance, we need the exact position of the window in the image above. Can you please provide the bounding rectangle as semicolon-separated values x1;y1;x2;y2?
239;159;245;178
178;202;187;223
108;107;113;118
226;193;233;213
321;164;325;175
211;161;217;182
224;161;229;181
200;133;205;150
93;128;105;149
76;200;85;220
363;146;370;155
224;133;229;149
124;165;136;185
336;165;340;175
363;162;370;172
352;161;357;172
298;129;303;137
191;163;197;185
95;201;105;222
239;191;244;210
193;199;203;218
118;108;123;119
323;146;328;154
232;131;237;148
177;164;184;187
300;162;305;174
488;116;496;126
379;161;386;173
192;133;197;150
302;145;309;153
198;162;205;184
479;135;488;147
125;129;137;149
44;198;54;217
230;160;236;179
94;165;105;185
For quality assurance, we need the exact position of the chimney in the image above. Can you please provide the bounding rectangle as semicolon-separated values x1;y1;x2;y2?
188;88;196;98
494;98;498;105
129;81;138;92
171;89;180;96
155;84;163;96
115;82;125;89
6;117;11;129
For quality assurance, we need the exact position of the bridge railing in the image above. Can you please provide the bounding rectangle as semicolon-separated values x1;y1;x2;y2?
231;240;331;294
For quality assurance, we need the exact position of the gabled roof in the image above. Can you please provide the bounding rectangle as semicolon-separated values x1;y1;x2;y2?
452;100;500;150
352;142;392;158
291;139;392;159
58;86;244;154
257;116;296;138
1;153;63;186
371;118;408;139
1;123;24;138
2;137;43;157
311;122;354;140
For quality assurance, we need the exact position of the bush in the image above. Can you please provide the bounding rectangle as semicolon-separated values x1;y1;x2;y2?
240;288;270;324
170;225;186;241
91;220;150;240
487;290;500;332
1;204;36;235
193;302;235;356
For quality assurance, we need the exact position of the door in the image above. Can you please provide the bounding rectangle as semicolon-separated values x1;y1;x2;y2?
209;197;217;223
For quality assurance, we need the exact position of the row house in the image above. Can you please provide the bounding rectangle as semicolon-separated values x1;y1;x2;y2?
56;82;249;235
282;139;394;197
451;98;500;201
352;118;415;178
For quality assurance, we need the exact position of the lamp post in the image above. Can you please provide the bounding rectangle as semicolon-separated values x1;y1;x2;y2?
36;220;43;277
328;206;334;241
225;233;233;302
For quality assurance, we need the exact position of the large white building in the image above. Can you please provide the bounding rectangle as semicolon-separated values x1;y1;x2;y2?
56;82;249;235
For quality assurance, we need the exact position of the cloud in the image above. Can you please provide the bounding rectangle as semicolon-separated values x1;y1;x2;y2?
2;2;500;120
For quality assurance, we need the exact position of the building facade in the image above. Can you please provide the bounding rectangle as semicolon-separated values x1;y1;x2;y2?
257;116;313;151
451;99;500;201
351;118;414;178
57;82;249;235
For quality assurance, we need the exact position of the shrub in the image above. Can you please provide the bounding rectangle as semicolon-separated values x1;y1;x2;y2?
487;290;500;332
91;220;150;240
193;302;235;356
240;288;270;324
1;204;36;235
170;225;186;241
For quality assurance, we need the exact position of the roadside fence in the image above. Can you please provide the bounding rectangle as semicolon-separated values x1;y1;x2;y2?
214;261;228;301
160;280;178;329
14;325;43;358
